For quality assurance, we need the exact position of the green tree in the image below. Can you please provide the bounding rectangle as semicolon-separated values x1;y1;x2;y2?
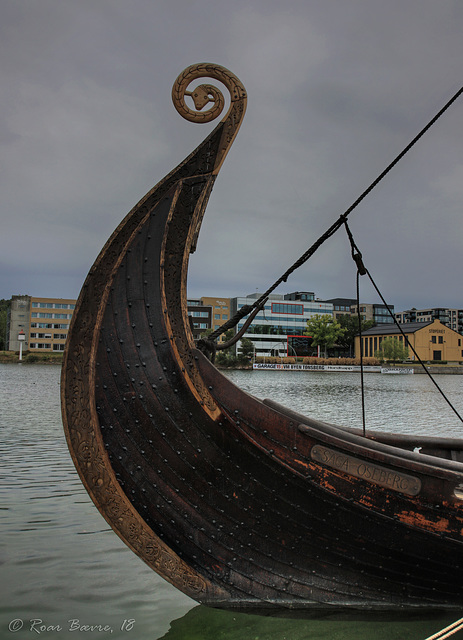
374;337;409;362
0;299;10;351
304;314;346;358
239;337;254;361
215;329;239;367
337;315;374;356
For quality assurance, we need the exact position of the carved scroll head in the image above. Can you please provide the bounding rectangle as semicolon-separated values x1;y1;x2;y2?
172;62;247;124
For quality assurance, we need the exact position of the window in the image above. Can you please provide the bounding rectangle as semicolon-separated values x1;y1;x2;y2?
271;303;303;315
53;344;65;351
431;336;436;343
438;336;443;344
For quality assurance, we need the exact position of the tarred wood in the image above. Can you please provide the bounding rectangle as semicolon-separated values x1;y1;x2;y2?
62;63;463;611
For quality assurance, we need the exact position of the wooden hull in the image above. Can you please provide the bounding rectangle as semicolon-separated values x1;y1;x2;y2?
61;64;463;610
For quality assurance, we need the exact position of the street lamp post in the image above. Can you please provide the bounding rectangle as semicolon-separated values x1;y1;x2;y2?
286;342;298;359
18;330;26;362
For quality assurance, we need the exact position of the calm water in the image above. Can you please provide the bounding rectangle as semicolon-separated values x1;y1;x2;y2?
1;363;463;640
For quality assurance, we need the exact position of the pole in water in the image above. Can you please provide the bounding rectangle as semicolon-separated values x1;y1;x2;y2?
423;617;463;640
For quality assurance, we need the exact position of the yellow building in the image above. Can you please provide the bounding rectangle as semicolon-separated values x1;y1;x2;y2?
8;295;76;352
29;296;76;352
355;319;463;363
200;296;231;343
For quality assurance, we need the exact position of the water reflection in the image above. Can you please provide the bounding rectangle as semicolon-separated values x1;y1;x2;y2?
2;363;463;640
160;604;463;640
0;364;193;639
223;369;463;436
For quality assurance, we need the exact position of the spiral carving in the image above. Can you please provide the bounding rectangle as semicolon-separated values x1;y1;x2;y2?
172;62;247;123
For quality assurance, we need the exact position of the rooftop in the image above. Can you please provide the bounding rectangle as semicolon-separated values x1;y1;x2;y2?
360;321;432;336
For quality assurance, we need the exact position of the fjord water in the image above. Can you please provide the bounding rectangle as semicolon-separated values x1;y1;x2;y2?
1;363;462;640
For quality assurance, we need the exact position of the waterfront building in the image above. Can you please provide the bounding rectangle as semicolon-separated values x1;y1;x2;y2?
7;295;76;352
187;296;231;343
395;307;463;335
232;292;334;357
355;319;463;363
187;299;212;340
200;296;231;337
326;298;394;324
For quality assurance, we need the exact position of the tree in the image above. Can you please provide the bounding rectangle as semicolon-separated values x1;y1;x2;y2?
304;314;346;358
374;337;409;362
239;337;254;361
337;315;374;356
215;329;240;367
0;299;10;351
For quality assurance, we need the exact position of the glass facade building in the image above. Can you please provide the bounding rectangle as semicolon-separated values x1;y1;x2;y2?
232;292;333;357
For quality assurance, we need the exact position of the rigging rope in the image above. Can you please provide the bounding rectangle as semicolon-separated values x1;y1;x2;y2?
355;270;367;436
344;221;463;425
208;84;463;341
202;84;463;426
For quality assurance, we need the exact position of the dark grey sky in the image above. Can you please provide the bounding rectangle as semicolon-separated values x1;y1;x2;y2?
1;0;462;312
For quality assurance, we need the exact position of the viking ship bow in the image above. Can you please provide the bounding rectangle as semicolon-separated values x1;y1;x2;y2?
62;64;463;610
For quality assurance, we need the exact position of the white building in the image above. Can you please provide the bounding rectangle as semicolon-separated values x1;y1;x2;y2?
231;292;333;357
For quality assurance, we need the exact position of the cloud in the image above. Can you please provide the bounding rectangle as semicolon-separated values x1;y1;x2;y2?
433;165;463;203
1;0;462;315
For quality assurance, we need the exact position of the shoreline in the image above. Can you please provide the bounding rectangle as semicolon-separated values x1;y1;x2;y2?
1;353;462;374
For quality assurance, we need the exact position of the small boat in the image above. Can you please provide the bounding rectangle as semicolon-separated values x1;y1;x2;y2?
61;63;463;610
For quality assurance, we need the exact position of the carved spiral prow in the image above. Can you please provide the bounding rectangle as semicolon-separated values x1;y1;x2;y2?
172;63;247;124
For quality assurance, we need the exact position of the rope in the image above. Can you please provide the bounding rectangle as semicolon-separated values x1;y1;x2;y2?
355;269;367;436
248;87;463;311
344;222;463;425
423;617;463;640
344;220;367;435
209;85;463;341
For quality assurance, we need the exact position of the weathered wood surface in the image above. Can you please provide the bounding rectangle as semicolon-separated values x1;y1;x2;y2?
62;64;463;610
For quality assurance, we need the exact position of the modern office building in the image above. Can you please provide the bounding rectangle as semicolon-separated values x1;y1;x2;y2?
395;307;463;335
187;296;231;343
187;299;213;340
355;319;463;363
7;293;231;352
232;292;334;357
201;296;231;336
326;298;394;324
7;295;76;352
